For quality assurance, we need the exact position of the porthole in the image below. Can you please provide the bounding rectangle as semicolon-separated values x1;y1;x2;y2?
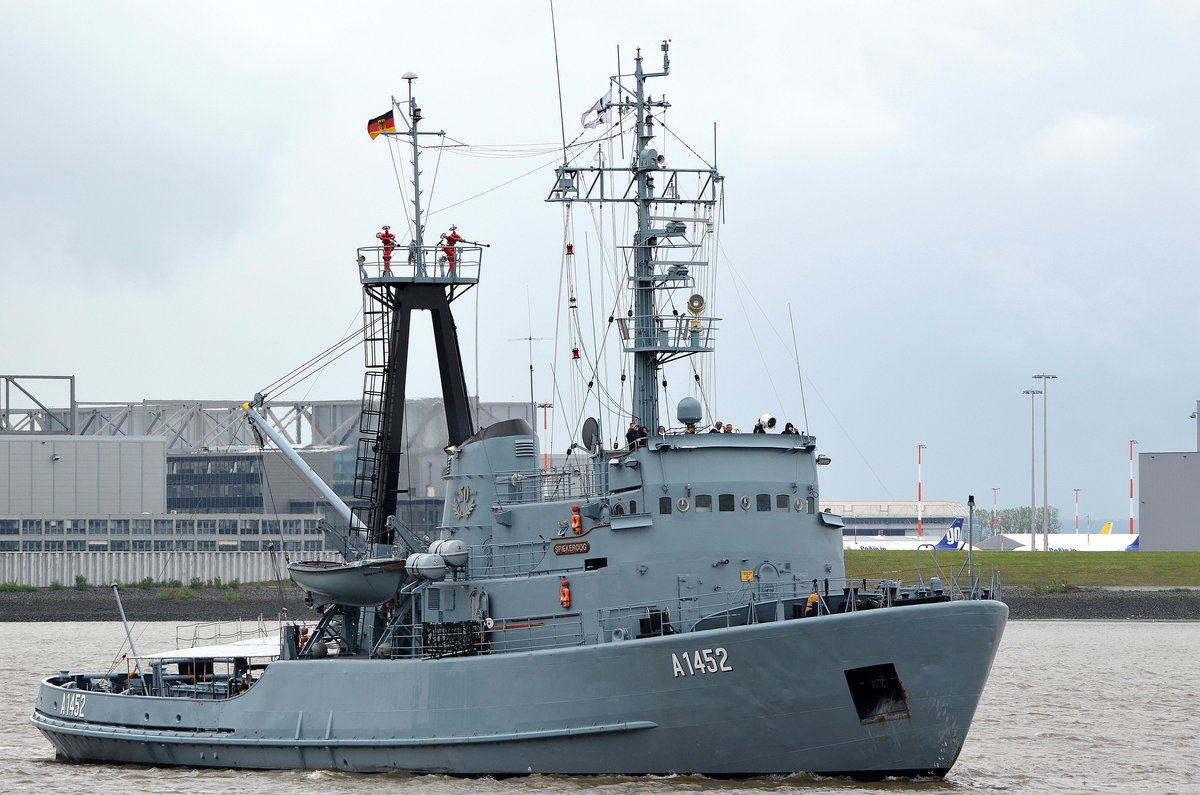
677;497;690;512
740;496;752;511
795;498;805;512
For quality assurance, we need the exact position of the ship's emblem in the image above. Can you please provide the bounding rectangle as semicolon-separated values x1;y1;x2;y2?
451;485;476;519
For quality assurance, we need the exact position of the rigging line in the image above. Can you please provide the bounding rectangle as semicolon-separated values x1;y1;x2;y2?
717;241;894;498
386;134;416;241
582;230;604;430
257;456;292;588
474;283;481;427
426;117;638;221
428;156;558;219
657;119;716;169
549;0;570;168
548;207;572;457
266;309;383;400
269;331;370;403
259;320;366;396
424;133;447;227
266;333;359;400
724;254;786;413
787;304;811;433
295;307;371;403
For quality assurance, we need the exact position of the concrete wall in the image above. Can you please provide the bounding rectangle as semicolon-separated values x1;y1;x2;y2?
1139;452;1200;551
0;436;166;515
0;551;302;587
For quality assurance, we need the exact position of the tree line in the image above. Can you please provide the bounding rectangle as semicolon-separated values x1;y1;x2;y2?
968;506;1061;539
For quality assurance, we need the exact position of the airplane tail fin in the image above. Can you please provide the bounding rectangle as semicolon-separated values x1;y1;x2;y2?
1099;522;1113;535
934;517;964;550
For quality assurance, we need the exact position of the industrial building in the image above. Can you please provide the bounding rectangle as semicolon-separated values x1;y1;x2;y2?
1138;401;1200;551
0;375;529;584
821;500;968;540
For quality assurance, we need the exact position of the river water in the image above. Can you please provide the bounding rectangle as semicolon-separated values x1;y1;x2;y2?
2;621;1197;795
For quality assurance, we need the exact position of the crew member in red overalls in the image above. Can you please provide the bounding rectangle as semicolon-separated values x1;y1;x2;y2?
440;225;465;272
376;225;397;272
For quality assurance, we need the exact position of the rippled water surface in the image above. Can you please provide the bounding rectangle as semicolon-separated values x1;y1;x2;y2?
3;620;1197;795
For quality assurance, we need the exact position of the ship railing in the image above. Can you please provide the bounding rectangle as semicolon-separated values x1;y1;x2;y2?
378;611;584;658
483;612;585;654
620;313;718;358
469;539;549;578
911;547;1003;601
356;244;482;284
174;615;279;649
493;464;606;506
598;572;1004;640
598;581;817;639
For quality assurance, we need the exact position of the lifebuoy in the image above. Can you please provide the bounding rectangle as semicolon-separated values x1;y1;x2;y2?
560;579;571;609
570;505;583;535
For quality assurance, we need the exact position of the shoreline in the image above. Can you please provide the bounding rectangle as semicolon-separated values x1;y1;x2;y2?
1;585;1197;623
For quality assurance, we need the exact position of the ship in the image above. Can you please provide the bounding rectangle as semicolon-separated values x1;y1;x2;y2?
32;43;1007;779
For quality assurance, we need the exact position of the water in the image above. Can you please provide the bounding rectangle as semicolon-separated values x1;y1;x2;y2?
3;621;1197;795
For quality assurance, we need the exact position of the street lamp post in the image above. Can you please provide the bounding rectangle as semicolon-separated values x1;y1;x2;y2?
917;444;927;538
992;486;999;537
1033;373;1057;551
1023;389;1042;550
1073;488;1081;533
1129;439;1138;534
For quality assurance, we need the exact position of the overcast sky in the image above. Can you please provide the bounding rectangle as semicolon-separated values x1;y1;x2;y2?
3;1;1198;529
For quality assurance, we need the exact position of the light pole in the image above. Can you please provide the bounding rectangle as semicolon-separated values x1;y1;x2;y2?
1073;488;1081;533
916;444;927;538
992;486;999;537
1033;373;1057;551
1023;389;1042;550
1129;439;1138;534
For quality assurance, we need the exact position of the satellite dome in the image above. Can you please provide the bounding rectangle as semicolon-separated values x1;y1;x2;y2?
677;396;702;425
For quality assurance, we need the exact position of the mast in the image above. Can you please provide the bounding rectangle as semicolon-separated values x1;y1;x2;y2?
631;47;664;430
547;42;720;432
353;79;481;550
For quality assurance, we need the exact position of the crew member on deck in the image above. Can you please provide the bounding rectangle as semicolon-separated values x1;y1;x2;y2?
376;225;396;272
625;421;640;450
440;225;465;271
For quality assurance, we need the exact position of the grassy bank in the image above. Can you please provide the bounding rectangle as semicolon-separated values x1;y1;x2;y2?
845;550;1200;588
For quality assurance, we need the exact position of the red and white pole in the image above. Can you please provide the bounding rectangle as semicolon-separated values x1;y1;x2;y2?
1128;439;1138;533
1073;488;1080;532
917;444;926;538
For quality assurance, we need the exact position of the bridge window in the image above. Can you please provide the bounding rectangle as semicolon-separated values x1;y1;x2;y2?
659;497;672;514
695;495;712;513
776;495;790;512
719;494;735;512
757;494;772;512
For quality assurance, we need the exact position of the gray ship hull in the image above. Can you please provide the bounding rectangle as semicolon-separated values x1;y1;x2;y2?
32;600;1006;778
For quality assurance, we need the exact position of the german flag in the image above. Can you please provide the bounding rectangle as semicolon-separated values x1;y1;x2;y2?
367;110;396;140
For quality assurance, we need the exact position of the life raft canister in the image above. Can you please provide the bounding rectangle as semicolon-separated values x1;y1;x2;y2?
560;579;571;609
570;505;583;535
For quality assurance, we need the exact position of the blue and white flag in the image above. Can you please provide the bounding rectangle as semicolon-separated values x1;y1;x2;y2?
580;89;612;128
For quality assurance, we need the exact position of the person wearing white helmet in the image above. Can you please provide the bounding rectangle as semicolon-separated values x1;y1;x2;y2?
439;225;465;272
376;225;397;272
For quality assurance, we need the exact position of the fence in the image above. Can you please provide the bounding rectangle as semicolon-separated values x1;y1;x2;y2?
0;552;287;587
